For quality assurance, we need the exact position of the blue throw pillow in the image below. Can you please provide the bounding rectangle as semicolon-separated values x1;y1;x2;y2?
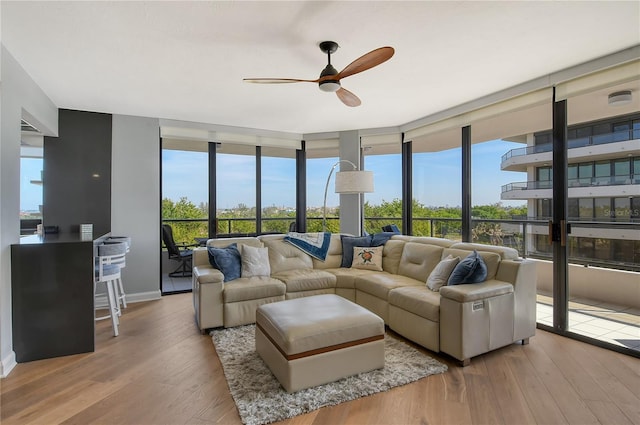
370;232;396;247
340;235;372;267
447;250;488;285
207;243;241;282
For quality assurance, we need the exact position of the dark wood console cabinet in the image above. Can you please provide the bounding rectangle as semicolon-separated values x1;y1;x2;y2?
11;233;108;362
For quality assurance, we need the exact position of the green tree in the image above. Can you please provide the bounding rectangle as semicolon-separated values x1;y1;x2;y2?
162;197;207;245
364;198;402;234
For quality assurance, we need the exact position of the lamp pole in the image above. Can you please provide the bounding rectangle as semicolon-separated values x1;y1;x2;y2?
322;160;358;232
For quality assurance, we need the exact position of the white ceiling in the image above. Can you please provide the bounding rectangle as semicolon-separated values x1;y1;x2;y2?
2;1;639;136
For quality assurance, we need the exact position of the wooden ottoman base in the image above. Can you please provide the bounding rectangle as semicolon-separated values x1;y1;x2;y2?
255;294;385;393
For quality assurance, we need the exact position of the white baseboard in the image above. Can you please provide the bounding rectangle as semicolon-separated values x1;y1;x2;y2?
95;290;162;308
126;290;162;303
1;350;17;378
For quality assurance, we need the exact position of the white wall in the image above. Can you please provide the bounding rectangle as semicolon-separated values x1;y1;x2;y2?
111;115;161;303
0;45;58;377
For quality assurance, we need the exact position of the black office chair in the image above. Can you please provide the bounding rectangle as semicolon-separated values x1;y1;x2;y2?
162;224;196;278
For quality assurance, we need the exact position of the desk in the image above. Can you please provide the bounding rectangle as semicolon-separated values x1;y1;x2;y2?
11;233;109;362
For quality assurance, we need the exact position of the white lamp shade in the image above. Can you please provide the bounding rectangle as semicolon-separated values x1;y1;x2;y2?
335;170;374;194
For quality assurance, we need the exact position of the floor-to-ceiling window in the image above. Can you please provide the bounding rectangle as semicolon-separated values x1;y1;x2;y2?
216;144;257;236
161;139;209;293
305;140;340;232
261;147;297;234
537;103;640;353
471;139;527;251
362;141;402;234
412;147;462;239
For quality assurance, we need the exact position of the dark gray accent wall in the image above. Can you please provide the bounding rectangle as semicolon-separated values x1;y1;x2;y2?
43;109;112;235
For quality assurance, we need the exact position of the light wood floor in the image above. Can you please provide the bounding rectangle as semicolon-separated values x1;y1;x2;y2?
1;293;638;425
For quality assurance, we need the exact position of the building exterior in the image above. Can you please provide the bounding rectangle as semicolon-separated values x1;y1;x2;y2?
501;113;640;270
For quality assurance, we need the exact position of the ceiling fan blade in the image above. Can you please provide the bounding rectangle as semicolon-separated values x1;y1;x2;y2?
243;78;319;84
337;46;395;80
336;87;361;107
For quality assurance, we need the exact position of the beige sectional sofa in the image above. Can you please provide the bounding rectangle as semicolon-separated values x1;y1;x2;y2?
192;233;537;365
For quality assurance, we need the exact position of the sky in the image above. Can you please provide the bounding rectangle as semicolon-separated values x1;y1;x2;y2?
20;139;527;211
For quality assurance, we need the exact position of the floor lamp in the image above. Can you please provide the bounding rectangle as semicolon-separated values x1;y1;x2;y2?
322;160;374;232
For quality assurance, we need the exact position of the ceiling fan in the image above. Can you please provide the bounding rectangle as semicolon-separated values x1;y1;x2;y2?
243;41;395;107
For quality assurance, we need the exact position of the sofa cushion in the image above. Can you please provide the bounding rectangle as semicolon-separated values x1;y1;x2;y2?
355;273;423;300
223;276;286;303
351;246;383;271
427;254;460;291
388;286;441;322
381;240;405;275
325;268;378;289
207;243;241;282
312;234;344;269
439;280;514;303
397;242;444;282
241;245;271;278
450;242;519;260
262;237;314;274
448;250;487;285
271;269;337;293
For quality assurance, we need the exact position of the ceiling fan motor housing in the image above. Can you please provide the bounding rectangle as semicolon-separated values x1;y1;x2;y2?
319;64;340;92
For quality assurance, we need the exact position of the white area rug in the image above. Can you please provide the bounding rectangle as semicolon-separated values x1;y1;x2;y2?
211;324;447;425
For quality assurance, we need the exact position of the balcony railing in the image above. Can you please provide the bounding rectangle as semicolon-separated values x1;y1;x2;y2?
502;174;638;193
163;216;639;272
501;129;640;163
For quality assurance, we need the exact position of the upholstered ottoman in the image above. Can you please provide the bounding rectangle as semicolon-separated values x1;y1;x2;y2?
255;294;385;393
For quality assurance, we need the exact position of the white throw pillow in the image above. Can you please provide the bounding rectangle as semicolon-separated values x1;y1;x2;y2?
241;245;271;278
427;254;460;291
351;246;383;271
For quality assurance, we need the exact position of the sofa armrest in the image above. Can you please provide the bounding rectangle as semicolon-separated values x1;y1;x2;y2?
193;247;210;268
439;280;514;303
192;264;225;331
194;265;224;285
440;280;516;363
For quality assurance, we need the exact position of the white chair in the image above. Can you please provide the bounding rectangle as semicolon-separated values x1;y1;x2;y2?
104;236;131;312
95;242;127;336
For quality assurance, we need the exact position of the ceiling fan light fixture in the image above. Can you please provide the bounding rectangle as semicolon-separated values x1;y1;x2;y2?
608;90;632;106
319;80;341;92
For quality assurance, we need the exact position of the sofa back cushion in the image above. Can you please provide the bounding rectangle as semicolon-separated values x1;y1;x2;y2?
397;242;444;282
207;237;263;250
382;239;405;275
312;234;344;269
442;248;501;280
199;237;263;268
261;237;313;274
450;242;519;260
391;235;455;248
